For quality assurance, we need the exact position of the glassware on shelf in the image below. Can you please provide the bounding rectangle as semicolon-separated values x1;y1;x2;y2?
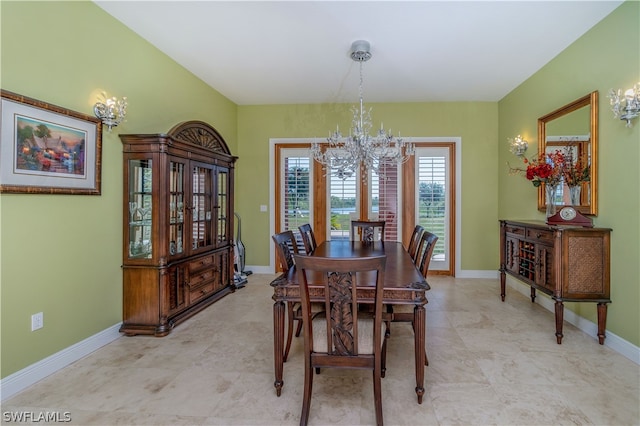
129;202;138;222
139;206;152;221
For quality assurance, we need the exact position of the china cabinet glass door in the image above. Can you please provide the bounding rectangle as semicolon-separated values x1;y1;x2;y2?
169;160;186;256
191;163;214;251
128;159;153;259
216;167;229;246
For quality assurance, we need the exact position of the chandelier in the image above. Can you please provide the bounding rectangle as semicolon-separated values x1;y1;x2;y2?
311;40;414;179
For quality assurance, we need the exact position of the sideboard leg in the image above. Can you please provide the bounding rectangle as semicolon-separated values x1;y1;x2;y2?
597;302;608;345
499;270;506;301
554;300;564;344
530;287;536;303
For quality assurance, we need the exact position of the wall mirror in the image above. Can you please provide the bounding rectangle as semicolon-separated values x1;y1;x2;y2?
537;91;598;215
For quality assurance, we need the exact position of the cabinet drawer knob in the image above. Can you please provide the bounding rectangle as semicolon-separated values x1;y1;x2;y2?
536;233;542;238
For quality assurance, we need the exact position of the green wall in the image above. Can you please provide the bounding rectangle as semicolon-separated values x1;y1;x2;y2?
0;1;237;377
498;1;639;346
236;102;499;269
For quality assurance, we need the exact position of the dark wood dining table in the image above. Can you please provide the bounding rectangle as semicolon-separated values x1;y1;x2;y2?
270;240;430;404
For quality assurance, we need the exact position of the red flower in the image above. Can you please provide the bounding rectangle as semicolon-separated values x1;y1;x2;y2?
510;150;565;187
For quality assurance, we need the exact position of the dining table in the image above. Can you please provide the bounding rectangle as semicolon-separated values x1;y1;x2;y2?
270;240;430;404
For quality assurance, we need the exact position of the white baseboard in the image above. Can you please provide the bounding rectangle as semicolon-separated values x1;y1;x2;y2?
243;265;273;274
0;323;122;402
456;269;500;279
505;278;640;365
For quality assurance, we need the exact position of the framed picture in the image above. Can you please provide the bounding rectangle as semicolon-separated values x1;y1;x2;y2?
0;90;102;194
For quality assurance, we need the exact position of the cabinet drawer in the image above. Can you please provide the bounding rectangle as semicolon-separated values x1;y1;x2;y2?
188;268;217;287
188;255;215;272
189;281;215;304
505;224;526;237
526;228;554;244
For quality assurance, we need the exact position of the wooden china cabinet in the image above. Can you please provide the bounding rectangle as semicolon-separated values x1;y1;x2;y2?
499;220;611;344
119;121;237;336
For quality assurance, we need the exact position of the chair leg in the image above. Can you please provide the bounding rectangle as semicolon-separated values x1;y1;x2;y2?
381;336;388;379
284;302;295;362
385;305;393;337
373;364;384;426
295;318;303;337
300;358;314;426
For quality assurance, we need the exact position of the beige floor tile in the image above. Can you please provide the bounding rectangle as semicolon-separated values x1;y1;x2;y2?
2;274;638;426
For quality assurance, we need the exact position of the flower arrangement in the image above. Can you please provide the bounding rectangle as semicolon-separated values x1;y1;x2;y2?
562;154;590;187
512;150;565;187
510;147;590;188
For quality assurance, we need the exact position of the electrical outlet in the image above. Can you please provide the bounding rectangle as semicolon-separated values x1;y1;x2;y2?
31;312;43;331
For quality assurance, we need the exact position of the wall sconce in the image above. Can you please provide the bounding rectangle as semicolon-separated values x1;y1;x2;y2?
508;135;528;157
93;92;127;131
608;83;640;128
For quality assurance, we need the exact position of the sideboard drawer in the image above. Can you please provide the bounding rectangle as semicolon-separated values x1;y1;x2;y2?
526;228;554;244
505;224;526;237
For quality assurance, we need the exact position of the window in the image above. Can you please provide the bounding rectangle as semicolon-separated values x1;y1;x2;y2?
276;147;312;252
370;160;399;241
415;147;450;272
328;168;357;240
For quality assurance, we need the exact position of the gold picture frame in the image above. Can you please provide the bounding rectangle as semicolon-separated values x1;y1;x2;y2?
0;90;102;194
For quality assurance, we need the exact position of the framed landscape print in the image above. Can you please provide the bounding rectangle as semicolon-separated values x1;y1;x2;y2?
0;90;102;194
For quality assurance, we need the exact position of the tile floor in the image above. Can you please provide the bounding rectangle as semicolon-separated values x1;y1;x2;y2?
2;275;638;425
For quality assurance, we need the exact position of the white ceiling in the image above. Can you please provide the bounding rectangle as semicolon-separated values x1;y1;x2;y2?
94;1;622;105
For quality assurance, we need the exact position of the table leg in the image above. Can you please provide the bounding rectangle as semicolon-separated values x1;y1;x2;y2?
413;305;425;404
273;301;285;396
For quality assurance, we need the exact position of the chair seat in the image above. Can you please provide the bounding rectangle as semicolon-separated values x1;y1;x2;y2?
312;313;385;355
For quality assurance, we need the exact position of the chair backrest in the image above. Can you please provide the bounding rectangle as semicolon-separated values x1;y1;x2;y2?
407;225;425;261
415;230;438;278
351;220;386;242
293;254;386;357
298;223;317;255
272;230;299;271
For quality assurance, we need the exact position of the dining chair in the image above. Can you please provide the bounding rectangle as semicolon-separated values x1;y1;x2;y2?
272;230;324;361
351;220;386;242
407;224;425;262
272;230;301;363
388;230;438;366
298;223;317;255
293;253;388;426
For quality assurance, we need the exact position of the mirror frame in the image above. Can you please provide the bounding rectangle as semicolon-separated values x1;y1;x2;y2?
537;91;598;215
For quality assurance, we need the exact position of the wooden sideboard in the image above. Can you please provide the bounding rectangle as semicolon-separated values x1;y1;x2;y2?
499;220;611;344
